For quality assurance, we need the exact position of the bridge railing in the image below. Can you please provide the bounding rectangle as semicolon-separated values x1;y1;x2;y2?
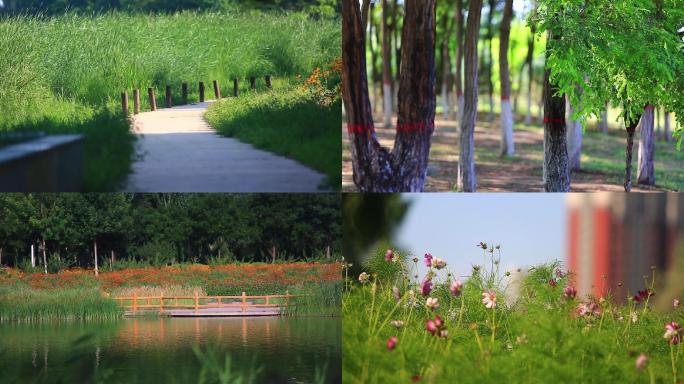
112;291;298;313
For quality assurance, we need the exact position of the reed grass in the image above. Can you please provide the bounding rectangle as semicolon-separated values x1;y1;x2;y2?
0;286;121;322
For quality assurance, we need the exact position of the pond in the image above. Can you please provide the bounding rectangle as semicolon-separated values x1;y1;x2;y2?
0;316;341;383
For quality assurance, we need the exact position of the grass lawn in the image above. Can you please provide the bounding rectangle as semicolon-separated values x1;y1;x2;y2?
344;246;682;383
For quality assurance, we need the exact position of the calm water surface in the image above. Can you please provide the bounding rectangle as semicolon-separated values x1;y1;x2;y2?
0;317;340;383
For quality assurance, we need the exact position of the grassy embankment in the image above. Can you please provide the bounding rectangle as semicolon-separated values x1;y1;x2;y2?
344;246;683;383
205;65;342;189
0;11;339;190
0;262;341;321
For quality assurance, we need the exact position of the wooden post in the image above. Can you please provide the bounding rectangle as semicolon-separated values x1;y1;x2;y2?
242;291;246;313
181;82;188;105
266;296;269;305
194;289;199;312
147;87;156;111
265;75;272;89
165;85;172;108
285;290;289;309
249;76;256;90
159;294;163;312
213;80;221;99
199;81;205;102
133;293;137;314
133;89;140;114
121;91;128;115
233;78;239;97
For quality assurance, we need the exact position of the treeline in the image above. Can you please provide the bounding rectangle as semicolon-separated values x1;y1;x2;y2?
0;194;340;272
0;0;339;16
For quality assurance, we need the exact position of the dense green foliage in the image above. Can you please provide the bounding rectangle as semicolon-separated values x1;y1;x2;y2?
205;77;341;189
344;245;682;383
533;0;684;144
0;193;341;270
0;11;339;189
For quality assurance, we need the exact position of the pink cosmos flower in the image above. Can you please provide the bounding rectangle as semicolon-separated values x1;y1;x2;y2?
577;302;601;317
431;257;447;270
391;320;404;329
423;253;433;267
421;278;433;296
426;319;438;335
426;315;446;337
674;299;680;308
482;290;497;309
633;289;654;303
426;297;439;310
635;353;648;370
392;286;401;302
450;280;463;297
664;321;681;345
563;286;577;299
555;268;565;278
358;272;369;284
548;279;557;288
386;336;398;350
385;249;394;262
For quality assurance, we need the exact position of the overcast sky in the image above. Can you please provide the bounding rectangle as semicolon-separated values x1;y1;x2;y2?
393;194;566;280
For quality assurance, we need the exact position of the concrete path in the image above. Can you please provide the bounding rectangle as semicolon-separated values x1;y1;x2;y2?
123;101;326;192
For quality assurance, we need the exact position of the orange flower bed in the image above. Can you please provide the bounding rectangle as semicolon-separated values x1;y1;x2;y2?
0;263;342;294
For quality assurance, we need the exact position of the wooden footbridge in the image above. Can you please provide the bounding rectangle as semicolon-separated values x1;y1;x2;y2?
113;291;297;317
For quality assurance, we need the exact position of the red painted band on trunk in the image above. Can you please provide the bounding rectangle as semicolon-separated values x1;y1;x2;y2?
396;122;435;133
347;124;375;134
544;117;565;124
645;105;654;111
501;96;510;101
382;81;392;85
456;92;464;97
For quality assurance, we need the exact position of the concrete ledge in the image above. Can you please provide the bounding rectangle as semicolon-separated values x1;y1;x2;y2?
0;134;84;191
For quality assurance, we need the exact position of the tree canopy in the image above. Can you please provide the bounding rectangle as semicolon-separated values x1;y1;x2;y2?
0;193;340;270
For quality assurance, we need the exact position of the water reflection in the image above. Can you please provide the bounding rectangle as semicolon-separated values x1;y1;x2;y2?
0;317;341;384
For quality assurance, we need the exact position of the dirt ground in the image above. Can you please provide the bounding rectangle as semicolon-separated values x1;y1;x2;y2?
342;112;682;192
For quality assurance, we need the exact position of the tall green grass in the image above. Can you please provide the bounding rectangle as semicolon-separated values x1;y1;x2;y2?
0;11;339;190
0;286;122;322
286;281;342;317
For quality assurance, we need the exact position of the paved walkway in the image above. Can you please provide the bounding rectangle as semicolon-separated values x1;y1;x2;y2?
123;101;326;192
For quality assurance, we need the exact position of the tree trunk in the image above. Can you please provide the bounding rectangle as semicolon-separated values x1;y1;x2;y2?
664;111;671;142
42;238;47;275
499;0;514;157
326;245;331;259
381;0;393;127
369;4;379;114
566;97;582;171
111;250;115;270
271;245;276;263
454;0;465;124
392;0;400;111
637;105;655;186
624;113;642;192
94;240;98;276
391;0;437;191
440;14;450;120
485;0;496;122
524;25;536;125
361;0;371;32
542;36;570;192
30;243;35;268
0;247;3;266
344;0;436;192
599;104;608;133
458;0;484;192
